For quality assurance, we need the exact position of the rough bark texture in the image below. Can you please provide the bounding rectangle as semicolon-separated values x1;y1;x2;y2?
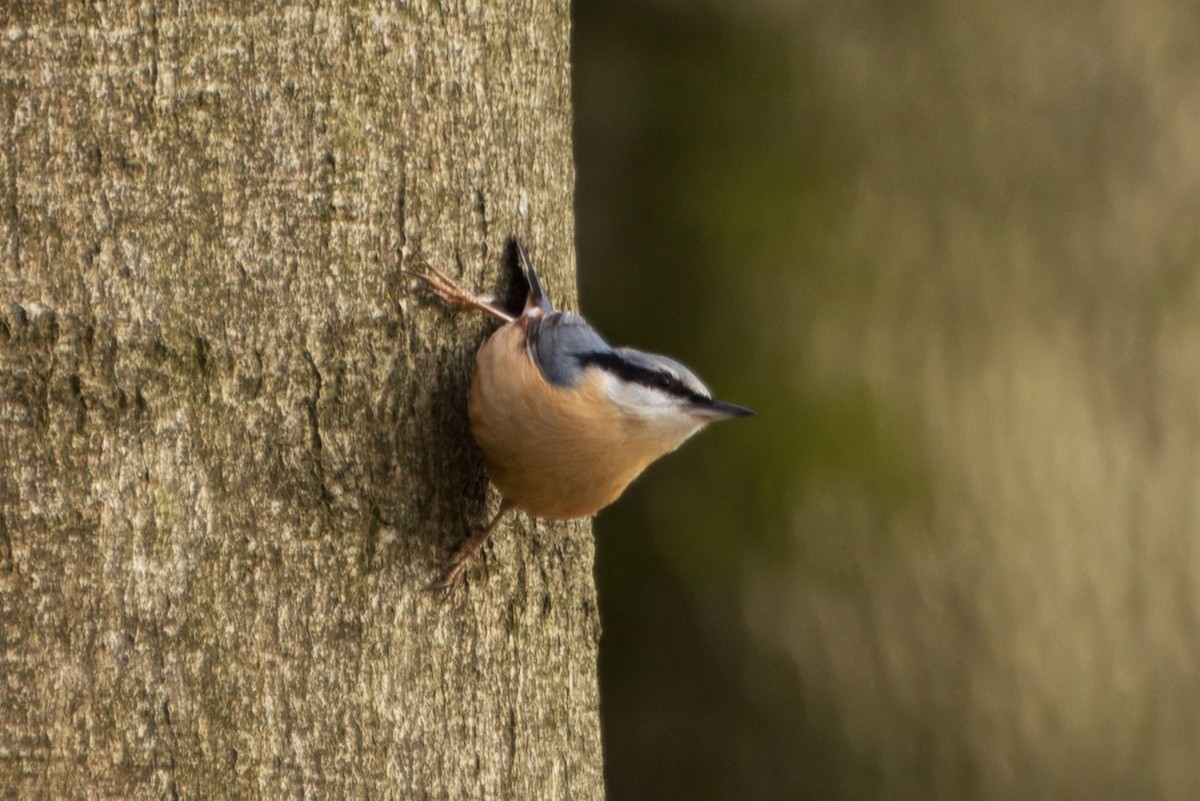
0;3;602;799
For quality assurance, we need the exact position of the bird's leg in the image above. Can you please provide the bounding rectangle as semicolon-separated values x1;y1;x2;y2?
404;263;515;323
427;499;516;593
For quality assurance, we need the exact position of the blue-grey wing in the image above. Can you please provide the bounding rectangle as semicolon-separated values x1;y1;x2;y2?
528;312;612;387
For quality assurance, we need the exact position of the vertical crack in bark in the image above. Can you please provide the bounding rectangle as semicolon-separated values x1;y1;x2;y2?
396;160;408;251
474;187;488;245
160;698;180;801
147;5;160;110
301;348;331;505
1;78;20;274
0;507;15;576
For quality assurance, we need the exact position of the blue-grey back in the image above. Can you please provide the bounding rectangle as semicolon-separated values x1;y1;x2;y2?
528;313;613;387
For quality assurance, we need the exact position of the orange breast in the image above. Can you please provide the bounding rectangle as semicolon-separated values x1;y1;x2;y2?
468;322;690;520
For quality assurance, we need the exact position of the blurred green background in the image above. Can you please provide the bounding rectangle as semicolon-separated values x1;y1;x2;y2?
572;1;1200;799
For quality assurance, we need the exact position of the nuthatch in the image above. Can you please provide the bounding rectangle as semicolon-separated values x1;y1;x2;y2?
410;239;752;590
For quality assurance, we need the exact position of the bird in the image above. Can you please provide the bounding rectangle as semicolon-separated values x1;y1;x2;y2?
409;239;752;591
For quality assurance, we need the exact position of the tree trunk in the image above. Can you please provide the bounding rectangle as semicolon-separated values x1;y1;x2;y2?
0;4;602;799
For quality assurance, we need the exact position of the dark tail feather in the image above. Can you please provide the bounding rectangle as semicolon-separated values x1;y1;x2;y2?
511;238;554;314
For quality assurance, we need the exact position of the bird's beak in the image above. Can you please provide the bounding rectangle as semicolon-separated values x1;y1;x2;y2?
692;399;755;421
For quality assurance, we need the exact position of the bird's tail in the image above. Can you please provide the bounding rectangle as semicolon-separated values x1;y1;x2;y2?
511;238;554;314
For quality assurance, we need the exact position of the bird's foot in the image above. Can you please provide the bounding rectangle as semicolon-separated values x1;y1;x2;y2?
404;264;514;323
425;528;493;595
425;500;515;596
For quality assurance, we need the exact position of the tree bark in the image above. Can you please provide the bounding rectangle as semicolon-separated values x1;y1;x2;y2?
0;3;602;799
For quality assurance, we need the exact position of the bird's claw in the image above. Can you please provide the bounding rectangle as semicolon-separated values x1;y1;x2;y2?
425;527;493;596
403;265;514;323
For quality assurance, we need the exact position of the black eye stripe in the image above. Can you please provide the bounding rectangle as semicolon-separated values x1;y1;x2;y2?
576;352;709;404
